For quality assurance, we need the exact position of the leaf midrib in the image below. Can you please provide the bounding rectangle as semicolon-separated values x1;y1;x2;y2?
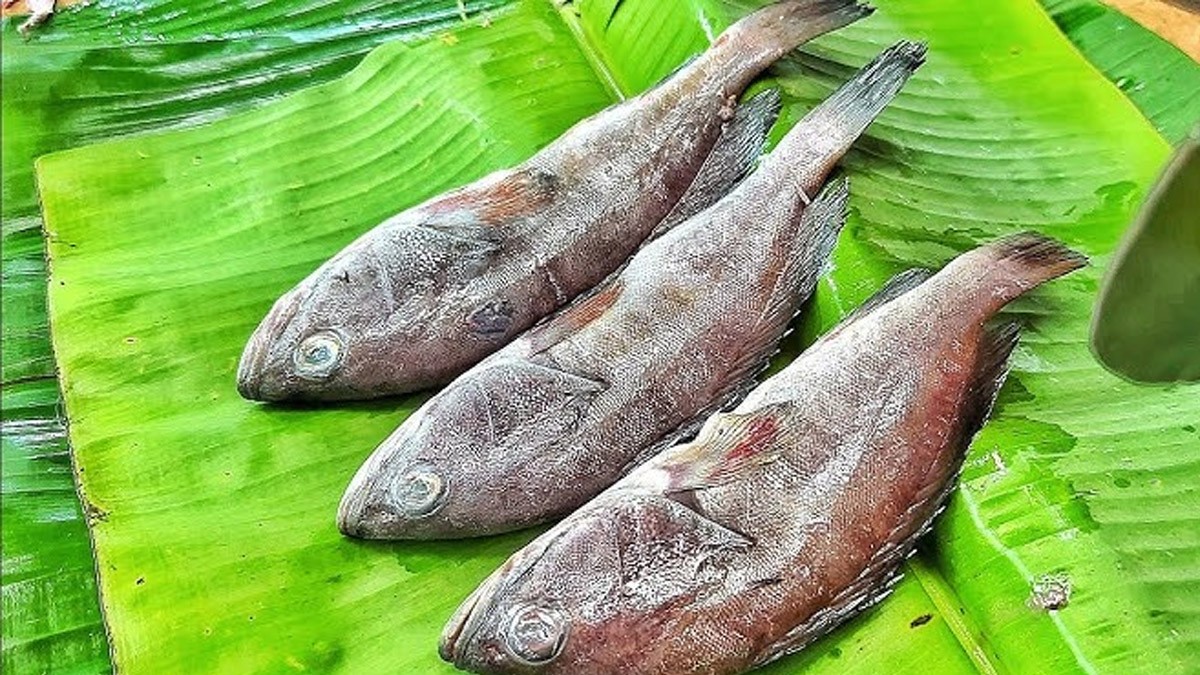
555;0;628;101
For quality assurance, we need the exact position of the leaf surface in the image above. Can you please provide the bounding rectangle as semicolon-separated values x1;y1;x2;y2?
16;0;1200;673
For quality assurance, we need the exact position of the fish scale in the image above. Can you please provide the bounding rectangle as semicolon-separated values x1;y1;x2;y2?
442;233;1086;675
337;39;928;542
237;0;875;402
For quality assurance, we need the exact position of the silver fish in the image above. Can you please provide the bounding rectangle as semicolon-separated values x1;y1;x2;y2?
237;0;874;402
336;41;928;540
438;233;1087;675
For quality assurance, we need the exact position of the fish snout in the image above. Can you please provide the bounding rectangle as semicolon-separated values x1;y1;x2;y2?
440;572;527;674
336;464;449;539
235;343;269;401
439;574;492;663
237;290;305;401
441;598;570;673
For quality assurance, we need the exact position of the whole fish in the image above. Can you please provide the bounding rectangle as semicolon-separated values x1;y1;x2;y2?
236;0;874;402
337;41;928;540
438;233;1087;675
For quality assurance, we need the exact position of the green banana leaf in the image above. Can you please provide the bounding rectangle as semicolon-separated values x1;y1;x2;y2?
1091;135;1200;382
5;0;1200;672
1041;0;1200;145
1;2;519;673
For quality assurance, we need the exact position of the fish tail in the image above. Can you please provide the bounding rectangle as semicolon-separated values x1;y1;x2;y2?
965;232;1089;309
711;0;875;89
770;40;926;190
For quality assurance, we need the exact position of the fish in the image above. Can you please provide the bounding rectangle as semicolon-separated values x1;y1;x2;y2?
437;233;1087;675
336;41;928;540
236;0;875;402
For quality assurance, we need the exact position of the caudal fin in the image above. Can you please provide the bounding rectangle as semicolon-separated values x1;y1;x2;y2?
939;231;1087;316
710;0;875;91
985;231;1090;287
761;40;926;193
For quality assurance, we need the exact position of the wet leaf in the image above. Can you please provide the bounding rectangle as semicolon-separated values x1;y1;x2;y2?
7;0;1200;673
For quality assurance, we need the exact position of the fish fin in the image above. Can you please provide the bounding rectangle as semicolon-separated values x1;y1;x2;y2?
986;231;1089;283
524;280;625;354
754;176;849;339
478;167;560;222
955;322;1020;450
659;403;792;493
751;325;1020;668
618;369;769;477
422;167;560;236
969;232;1088;309
836;267;932;328
769;40;925;188
653;89;783;236
751;549;907;668
680;180;847;421
619;182;846;470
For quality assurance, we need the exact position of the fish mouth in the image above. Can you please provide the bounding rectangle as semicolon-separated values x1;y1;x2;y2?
335;482;370;539
439;570;502;665
439;525;578;670
236;290;304;401
336;457;387;539
336;470;451;540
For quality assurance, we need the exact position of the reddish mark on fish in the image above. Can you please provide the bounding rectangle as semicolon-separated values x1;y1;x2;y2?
528;281;624;352
429;169;558;223
726;416;779;462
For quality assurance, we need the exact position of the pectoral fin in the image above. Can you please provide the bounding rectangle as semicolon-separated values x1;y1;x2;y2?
659;403;793;493
422;166;560;240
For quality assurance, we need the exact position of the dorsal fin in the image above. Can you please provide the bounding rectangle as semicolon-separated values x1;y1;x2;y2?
706;179;849;407
753;176;849;337
651;88;782;237
524;280;625;354
834;268;931;330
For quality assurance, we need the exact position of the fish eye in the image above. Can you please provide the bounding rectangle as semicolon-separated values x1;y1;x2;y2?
293;331;345;379
391;468;446;518
504;605;567;665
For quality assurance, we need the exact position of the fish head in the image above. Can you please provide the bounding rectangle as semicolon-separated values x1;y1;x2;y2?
438;506;625;674
439;492;739;673
337;361;605;539
236;240;427;401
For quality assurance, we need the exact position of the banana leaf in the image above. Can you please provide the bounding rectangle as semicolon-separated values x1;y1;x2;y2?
7;0;1200;673
1041;0;1200;145
1091;135;1200;382
1;1;516;673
